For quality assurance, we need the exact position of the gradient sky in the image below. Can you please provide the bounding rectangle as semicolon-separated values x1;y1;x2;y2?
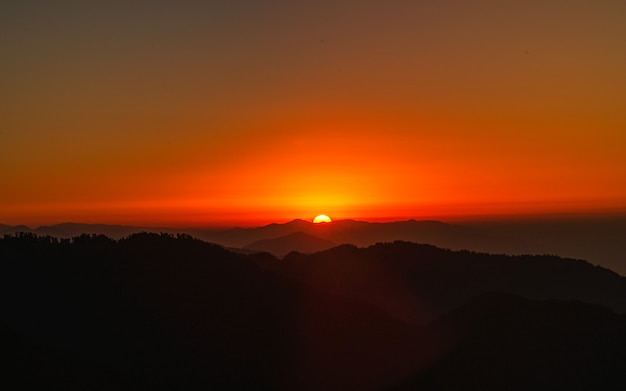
2;1;626;226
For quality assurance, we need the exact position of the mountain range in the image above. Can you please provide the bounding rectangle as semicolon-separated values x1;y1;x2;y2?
2;217;625;275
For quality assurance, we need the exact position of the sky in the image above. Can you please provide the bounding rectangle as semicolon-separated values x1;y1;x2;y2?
2;0;626;227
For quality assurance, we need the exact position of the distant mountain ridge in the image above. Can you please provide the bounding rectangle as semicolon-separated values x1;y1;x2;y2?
0;222;160;239
2;216;626;275
243;231;336;257
0;219;481;246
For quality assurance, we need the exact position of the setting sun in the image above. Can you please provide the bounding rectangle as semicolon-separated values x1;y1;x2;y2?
313;214;332;223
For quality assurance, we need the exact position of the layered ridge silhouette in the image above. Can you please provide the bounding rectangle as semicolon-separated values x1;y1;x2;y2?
243;231;337;256
2;217;625;275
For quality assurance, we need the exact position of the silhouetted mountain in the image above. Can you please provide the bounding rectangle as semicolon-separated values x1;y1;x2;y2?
0;219;489;249
3;217;626;275
36;222;150;238
463;217;626;277
0;224;33;235
243;231;336;257
281;241;626;324
392;292;626;391
192;219;482;249
0;222;158;239
200;217;626;276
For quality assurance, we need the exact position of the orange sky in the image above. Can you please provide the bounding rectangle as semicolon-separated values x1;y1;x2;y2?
2;1;626;227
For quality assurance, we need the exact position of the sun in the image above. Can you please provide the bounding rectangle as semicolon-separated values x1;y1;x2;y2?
313;214;332;223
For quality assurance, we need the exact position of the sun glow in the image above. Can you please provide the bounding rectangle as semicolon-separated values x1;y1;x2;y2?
313;214;332;223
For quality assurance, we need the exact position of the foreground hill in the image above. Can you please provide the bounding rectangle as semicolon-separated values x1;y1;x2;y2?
393;292;626;391
281;241;626;324
0;233;425;391
2;233;626;390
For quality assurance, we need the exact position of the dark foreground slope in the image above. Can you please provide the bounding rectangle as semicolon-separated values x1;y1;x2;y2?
282;241;626;324
0;233;426;391
392;292;626;391
2;234;626;390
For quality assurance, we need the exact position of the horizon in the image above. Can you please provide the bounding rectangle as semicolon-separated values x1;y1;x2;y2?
4;208;626;230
